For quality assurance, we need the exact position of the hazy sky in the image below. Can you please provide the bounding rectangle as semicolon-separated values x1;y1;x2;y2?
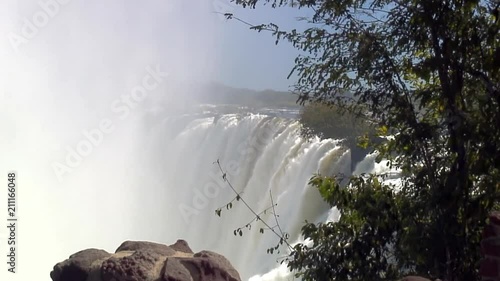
212;2;311;91
1;0;311;92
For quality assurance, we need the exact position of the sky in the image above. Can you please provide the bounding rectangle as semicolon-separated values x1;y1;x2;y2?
211;1;311;91
0;0;310;92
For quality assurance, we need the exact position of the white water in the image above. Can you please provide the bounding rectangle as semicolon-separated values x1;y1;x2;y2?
132;109;395;281
136;110;353;280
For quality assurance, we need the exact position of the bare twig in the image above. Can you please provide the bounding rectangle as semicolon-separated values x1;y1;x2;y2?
214;159;293;250
212;12;277;32
270;190;287;239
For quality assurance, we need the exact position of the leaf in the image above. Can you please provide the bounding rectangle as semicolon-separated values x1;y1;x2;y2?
377;125;388;136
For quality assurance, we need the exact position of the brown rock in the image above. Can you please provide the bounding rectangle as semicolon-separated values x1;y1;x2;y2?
191;251;240;281
173;251;241;281
50;240;240;281
101;250;161;281
115;240;176;256
163;257;193;281
169;239;193;254
50;249;111;281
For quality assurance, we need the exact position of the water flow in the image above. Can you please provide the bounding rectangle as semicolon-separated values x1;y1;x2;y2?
134;110;353;279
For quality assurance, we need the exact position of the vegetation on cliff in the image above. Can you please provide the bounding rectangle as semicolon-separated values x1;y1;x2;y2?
299;102;372;141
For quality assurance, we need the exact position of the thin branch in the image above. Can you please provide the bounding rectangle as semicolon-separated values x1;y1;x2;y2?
214;159;293;250
237;204;278;230
270;190;287;239
215;189;246;211
213;12;277;32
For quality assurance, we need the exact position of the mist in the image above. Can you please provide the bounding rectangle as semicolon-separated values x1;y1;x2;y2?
0;1;220;280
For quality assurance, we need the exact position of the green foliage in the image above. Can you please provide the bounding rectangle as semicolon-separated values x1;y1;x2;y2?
290;175;401;281
226;0;500;280
299;102;373;141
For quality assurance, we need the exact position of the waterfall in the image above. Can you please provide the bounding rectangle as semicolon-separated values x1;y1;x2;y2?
134;110;353;279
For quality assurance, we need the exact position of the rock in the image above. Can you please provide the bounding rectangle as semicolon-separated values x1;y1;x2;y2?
163;258;193;281
50;240;241;281
115;240;176;256
102;250;162;281
191;251;240;281
169;239;193;254
50;249;111;281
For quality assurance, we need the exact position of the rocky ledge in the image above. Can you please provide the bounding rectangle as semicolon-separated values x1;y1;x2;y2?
50;240;241;281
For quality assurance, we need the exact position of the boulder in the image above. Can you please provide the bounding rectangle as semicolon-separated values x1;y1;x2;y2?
50;249;111;281
169;239;194;254
101;250;161;281
163;257;194;281
50;240;241;281
116;240;176;256
177;251;240;281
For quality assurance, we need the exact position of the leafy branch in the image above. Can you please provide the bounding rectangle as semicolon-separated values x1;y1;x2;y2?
213;12;278;33
213;159;293;254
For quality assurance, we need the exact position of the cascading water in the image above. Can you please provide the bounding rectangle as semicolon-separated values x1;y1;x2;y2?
133;109;353;280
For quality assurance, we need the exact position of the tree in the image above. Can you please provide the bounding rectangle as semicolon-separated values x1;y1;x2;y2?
299;102;372;141
217;0;500;280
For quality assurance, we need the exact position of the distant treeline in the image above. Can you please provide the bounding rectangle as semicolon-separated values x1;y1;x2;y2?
198;83;373;144
299;102;373;141
195;82;298;108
